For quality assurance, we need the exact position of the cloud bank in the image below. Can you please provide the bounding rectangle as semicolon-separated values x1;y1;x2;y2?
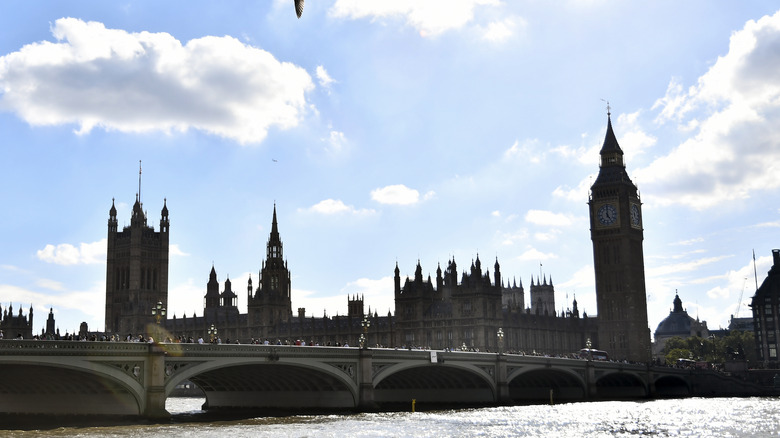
330;0;512;39
0;18;314;144
641;10;780;209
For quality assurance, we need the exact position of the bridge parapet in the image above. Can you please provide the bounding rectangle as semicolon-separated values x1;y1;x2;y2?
0;339;150;355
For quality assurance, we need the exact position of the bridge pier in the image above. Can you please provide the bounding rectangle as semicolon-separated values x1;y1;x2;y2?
585;361;598;399
358;348;379;411
495;354;511;404
143;345;170;419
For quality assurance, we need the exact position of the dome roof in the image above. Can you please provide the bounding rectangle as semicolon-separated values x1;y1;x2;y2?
654;294;697;337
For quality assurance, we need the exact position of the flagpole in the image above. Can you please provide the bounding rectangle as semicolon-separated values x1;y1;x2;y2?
754;249;759;292
138;160;142;202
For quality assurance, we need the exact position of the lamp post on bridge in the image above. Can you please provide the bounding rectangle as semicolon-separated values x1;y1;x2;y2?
208;324;217;344
585;338;592;361
360;316;371;349
497;327;504;355
151;301;166;325
150;301;166;342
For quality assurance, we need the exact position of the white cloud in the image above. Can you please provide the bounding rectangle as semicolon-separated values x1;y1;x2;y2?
503;139;543;163
303;199;376;216
291;276;395;319
36;239;106;265
0;282;105;332
325;130;347;154
516;247;557;262
371;184;424;205
169;244;189;257
341;276;395;315
557;264;595;292
496;229;529;246
534;230;562;241
330;0;501;37
640;10;780;209
672;237;705;246
169;277;215;319
480;17;523;43
646;255;732;278
316;65;336;88
35;279;66;292
552;175;596;203
0;18;314;145
525;210;575;227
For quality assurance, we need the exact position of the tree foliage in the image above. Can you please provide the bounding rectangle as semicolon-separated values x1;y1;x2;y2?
660;331;756;366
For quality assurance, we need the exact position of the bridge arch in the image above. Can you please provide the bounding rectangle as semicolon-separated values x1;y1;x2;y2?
595;370;648;398
165;357;359;410
0;357;145;415
373;361;496;405
653;374;691;397
507;366;587;402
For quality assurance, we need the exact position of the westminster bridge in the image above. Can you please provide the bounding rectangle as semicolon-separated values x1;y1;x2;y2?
0;340;771;419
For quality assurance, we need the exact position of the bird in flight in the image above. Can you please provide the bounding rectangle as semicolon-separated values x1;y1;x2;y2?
295;0;304;18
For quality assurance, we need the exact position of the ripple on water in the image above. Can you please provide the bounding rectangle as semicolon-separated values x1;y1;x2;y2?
4;397;780;437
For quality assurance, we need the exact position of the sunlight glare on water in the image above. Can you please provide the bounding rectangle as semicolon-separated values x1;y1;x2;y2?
5;397;780;437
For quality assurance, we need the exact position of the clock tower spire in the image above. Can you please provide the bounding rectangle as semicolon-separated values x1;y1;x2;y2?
588;112;651;362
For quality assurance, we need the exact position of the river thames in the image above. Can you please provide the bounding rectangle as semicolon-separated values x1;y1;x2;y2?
4;397;780;437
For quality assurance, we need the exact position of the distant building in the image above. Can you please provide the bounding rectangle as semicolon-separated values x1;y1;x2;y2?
394;257;597;354
0;303;33;339
727;316;754;332
751;249;780;367
91;114;652;359
104;190;169;336
652;293;709;358
159;205;396;347
709;315;754;338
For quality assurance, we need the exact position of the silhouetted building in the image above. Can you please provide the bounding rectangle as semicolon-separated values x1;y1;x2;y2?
162;205;395;347
394;256;503;350
44;307;57;338
0;303;33;339
589;112;651;362
394;256;598;354
751;249;780;367
93;115;652;358
104;183;169;336
653;293;709;358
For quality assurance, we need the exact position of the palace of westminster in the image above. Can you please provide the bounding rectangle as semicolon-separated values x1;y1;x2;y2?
5;115;681;363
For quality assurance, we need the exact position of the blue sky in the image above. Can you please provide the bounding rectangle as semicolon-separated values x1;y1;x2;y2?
2;1;780;340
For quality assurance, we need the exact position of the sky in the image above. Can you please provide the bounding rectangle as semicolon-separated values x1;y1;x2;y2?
2;1;780;342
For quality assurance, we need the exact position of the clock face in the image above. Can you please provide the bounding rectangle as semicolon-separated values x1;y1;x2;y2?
630;204;641;226
597;204;617;226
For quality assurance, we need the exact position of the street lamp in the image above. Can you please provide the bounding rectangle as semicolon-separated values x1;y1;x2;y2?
497;327;504;355
360;316;371;349
151;301;166;325
208;324;217;343
585;338;592;361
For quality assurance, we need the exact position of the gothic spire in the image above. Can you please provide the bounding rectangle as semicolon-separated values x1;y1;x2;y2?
599;113;624;156
267;204;283;261
271;202;279;239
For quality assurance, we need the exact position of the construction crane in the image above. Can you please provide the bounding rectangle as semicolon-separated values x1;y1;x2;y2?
734;277;747;318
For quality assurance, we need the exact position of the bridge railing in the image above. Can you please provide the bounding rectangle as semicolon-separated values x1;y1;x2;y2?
0;339;150;355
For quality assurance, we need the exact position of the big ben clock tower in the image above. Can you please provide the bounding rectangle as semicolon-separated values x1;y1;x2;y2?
589;111;651;362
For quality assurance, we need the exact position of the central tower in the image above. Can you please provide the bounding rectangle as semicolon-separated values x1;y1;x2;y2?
105;193;169;335
588;113;651;362
247;204;292;338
